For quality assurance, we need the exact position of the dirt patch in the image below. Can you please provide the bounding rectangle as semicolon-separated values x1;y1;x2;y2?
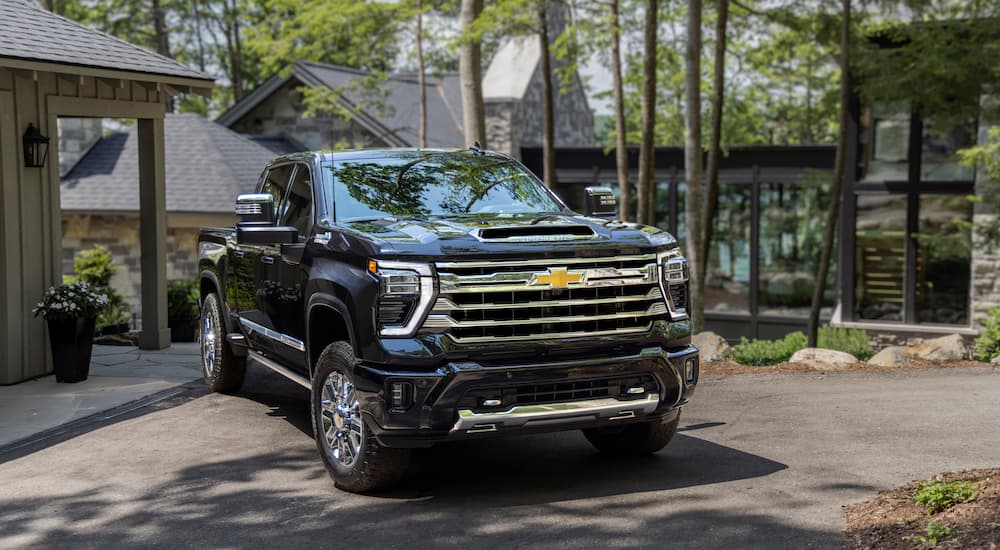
701;359;991;376
843;469;1000;549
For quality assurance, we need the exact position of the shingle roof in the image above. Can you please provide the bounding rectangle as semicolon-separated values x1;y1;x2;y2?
244;134;306;156
217;61;465;148
0;0;212;83
62;114;275;214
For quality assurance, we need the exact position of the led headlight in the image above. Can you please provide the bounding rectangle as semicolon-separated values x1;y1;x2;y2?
369;260;435;337
656;249;689;320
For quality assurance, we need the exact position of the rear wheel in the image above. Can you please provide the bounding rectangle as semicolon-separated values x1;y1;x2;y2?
199;292;246;393
582;413;680;455
311;342;410;493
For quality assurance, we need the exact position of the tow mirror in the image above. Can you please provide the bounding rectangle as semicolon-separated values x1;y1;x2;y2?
585;187;617;219
235;193;298;245
236;193;276;225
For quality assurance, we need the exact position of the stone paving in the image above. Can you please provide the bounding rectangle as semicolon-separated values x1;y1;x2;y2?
0;344;201;448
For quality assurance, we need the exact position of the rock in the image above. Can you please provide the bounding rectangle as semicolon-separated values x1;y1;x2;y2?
867;346;908;368
693;331;732;362
905;334;967;361
991;355;1000;366
789;348;858;370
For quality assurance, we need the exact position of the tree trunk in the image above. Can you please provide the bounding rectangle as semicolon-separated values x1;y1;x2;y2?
636;0;658;226
807;0;851;346
539;2;557;188
684;0;704;332
192;0;207;73
231;0;245;101
700;0;728;296
611;0;630;221
152;0;171;58
416;0;427;148
459;0;486;147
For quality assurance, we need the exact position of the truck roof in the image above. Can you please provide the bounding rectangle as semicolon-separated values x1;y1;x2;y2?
267;147;513;166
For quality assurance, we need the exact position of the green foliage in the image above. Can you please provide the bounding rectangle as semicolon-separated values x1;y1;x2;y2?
974;308;1000;362
817;326;873;360
914;480;978;514
910;521;955;547
167;280;200;323
68;245;130;330
731;331;808;366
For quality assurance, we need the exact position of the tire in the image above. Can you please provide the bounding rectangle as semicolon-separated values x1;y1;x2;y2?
199;292;246;393
582;413;681;455
311;341;410;493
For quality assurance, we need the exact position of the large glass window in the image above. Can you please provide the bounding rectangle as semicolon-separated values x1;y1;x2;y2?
759;178;835;317
916;195;972;324
921;119;976;181
862;102;910;182
705;184;751;313
854;194;907;321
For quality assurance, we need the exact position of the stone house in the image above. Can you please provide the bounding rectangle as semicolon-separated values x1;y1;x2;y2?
60;113;277;319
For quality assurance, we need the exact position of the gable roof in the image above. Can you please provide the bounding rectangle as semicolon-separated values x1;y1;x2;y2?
62;114;274;214
217;61;464;148
483;36;540;102
0;0;212;87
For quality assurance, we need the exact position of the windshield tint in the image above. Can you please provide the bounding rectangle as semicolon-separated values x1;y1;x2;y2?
325;152;564;221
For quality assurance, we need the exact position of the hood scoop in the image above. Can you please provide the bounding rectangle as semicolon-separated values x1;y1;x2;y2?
474;224;596;242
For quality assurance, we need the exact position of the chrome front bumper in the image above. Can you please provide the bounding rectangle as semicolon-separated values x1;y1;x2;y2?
451;393;661;434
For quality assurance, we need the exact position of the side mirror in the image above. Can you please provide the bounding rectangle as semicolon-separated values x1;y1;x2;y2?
585;187;617;219
236;193;276;225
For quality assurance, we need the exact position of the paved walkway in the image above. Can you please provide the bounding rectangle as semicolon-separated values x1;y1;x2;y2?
0;344;201;449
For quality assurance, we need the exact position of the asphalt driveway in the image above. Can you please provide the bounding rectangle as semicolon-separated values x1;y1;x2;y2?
1;365;998;549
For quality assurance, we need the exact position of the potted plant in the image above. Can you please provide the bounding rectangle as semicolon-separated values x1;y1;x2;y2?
33;282;109;383
167;279;200;342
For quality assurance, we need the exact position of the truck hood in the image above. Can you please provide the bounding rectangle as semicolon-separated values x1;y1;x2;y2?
333;213;678;259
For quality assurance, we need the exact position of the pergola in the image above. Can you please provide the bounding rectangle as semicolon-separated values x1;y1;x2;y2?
0;1;214;384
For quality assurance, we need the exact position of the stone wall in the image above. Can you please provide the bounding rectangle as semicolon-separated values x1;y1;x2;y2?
228;78;381;150
516;66;595;149
62;214;202;324
485;99;521;157
58;117;102;177
971;212;1000;329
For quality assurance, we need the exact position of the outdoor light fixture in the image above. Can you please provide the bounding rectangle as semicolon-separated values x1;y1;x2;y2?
22;123;49;168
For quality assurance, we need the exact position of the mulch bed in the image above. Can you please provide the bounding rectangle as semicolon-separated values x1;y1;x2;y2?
843;469;1000;549
701;359;991;376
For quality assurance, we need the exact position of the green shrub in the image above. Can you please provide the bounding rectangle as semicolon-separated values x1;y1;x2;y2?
913;480;977;514
731;332;808;366
974;308;1000;362
818;326;874;360
68;245;130;330
910;521;955;547
168;279;200;323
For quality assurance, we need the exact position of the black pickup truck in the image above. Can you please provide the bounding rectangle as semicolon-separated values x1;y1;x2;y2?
197;147;698;492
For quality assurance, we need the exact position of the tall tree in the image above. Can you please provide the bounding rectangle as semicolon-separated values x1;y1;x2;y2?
807;0;851;346
684;0;704;331
610;0;631;220
699;0;729;292
538;2;557;187
416;0;428;147
459;0;486;147
636;0;658;226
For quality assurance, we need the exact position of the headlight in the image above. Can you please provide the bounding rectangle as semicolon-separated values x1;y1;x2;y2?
369;260;436;337
656;249;689;320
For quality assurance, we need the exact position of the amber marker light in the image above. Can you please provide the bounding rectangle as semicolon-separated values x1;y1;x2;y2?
368;259;378;274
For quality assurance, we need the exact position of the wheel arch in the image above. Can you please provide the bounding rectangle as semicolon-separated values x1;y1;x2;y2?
307;293;356;377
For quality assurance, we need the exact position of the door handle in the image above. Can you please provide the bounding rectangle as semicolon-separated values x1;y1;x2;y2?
233;249;245;258
261;255;275;265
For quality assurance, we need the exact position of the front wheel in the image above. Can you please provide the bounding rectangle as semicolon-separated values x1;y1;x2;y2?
582;413;681;455
310;342;410;493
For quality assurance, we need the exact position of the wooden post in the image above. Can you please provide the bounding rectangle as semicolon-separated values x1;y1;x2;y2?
137;117;169;350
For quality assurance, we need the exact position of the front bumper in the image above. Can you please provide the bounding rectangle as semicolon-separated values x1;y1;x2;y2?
351;344;699;448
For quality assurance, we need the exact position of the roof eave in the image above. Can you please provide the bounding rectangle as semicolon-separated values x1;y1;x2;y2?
0;56;214;95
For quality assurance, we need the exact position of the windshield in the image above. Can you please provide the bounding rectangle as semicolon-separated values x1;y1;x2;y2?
325;152;565;221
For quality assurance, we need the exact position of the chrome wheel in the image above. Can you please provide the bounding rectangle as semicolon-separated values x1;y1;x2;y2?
320;371;364;466
201;312;216;378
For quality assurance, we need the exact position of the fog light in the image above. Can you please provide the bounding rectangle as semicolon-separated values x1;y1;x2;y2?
389;382;413;410
684;357;698;384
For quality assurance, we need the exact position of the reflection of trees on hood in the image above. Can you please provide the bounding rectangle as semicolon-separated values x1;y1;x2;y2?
330;152;556;217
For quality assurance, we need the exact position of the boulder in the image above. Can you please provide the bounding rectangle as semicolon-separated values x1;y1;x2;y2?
789;348;858;370
867;346;908;368
991;355;1000;366
905;334;967;361
693;331;732;362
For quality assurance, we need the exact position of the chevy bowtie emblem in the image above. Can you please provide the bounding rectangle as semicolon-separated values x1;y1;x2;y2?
533;268;581;288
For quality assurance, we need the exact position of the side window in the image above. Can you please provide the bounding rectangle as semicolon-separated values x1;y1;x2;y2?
279;164;313;236
260;164;293;215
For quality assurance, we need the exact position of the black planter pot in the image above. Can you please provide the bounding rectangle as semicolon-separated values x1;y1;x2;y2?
47;316;97;383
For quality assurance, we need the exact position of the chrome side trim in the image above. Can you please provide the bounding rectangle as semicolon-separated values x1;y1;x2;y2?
239;317;305;351
436;254;657;269
451;394;660;433
249;351;310;389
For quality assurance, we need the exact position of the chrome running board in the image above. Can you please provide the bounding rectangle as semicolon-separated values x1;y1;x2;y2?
249;351;310;389
451;393;660;434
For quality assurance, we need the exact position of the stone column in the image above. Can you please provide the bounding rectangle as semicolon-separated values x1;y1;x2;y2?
137;117;169;350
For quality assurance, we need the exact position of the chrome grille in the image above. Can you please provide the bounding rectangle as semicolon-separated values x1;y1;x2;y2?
425;255;670;343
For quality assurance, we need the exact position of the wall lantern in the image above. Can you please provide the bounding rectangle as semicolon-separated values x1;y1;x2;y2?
23;123;49;168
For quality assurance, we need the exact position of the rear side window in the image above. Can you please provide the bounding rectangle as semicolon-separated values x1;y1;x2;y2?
279;164;313;236
260;164;293;212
